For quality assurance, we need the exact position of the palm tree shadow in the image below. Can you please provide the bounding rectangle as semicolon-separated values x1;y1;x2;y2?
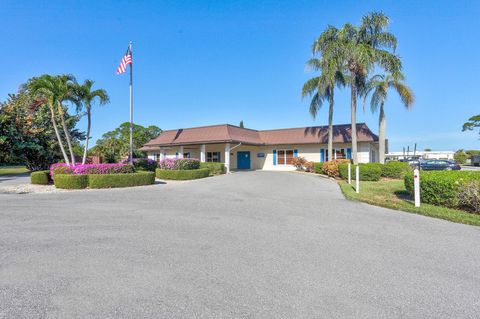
303;124;377;143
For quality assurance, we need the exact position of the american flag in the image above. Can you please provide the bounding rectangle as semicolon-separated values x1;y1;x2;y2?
116;46;132;74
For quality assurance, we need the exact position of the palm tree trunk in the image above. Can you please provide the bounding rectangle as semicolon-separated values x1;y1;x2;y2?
351;80;358;164
58;102;76;165
328;89;334;162
378;103;386;164
49;105;70;165
82;108;91;164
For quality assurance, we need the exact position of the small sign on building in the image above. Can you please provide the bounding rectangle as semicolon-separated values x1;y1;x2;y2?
257;153;265;158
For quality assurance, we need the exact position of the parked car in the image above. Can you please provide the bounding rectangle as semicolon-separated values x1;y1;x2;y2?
472;154;480;167
419;159;461;171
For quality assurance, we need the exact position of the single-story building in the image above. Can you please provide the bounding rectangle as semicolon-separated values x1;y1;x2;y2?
140;123;380;172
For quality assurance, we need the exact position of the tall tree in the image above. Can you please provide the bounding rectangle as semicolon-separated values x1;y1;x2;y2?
92;122;162;162
463;115;480;136
363;73;414;163
303;26;346;162
76;80;109;164
27;75;72;164
335;12;401;163
0;91;83;170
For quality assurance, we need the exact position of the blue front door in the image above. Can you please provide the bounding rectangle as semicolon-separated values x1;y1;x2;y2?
237;151;251;169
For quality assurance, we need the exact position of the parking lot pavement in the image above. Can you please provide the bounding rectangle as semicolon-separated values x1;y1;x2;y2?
1;171;479;318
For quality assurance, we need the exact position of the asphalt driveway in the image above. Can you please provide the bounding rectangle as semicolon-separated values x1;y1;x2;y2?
1;171;479;318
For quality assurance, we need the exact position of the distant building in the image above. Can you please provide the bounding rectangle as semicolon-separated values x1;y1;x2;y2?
386;151;454;161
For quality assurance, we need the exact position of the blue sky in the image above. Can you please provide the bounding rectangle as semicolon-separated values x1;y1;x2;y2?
1;0;479;151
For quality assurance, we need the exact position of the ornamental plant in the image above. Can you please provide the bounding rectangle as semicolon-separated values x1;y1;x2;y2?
321;159;351;177
291;156;307;170
158;158;200;170
121;158;158;172
49;163;134;178
158;158;176;170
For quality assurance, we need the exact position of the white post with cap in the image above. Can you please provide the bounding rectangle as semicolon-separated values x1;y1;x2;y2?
414;168;420;207
355;165;360;193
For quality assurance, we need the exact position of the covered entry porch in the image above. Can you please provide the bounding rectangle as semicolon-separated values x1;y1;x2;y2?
147;143;265;173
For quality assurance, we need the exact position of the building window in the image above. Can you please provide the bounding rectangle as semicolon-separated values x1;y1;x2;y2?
277;149;294;165
183;152;190;158
335;149;346;159
207;152;221;162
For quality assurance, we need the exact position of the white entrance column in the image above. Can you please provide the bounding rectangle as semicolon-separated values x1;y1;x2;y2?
178;146;184;158
160;147;166;160
224;143;230;173
200;144;206;162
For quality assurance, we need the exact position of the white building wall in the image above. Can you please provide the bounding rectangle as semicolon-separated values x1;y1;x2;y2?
147;142;378;169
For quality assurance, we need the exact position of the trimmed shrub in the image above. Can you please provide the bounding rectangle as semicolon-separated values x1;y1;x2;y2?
50;163;134;178
88;172;155;188
457;181;480;213
158;158;200;170
174;158;200;170
405;171;480;207
313;162;324;174
156;168;210;180
123;158;157;171
291;157;307;170
304;161;314;172
381;161;411;179
31;170;50;185
200;162;225;175
54;174;88;189
321;159;351;177
338;163;382;181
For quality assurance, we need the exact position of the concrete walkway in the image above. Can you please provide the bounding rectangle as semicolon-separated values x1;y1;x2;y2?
0;171;479;318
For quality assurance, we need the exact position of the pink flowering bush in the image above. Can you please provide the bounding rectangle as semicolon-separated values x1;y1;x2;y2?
158;158;200;170
50;163;135;178
158;158;176;170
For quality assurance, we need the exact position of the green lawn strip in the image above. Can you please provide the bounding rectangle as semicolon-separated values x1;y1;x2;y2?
338;179;480;227
0;166;30;176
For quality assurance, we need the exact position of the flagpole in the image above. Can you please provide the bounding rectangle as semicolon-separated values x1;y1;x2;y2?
129;41;133;165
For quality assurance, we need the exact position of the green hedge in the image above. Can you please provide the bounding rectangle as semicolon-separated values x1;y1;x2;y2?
200;162;225;175
54;174;89;189
405;171;480;207
313;162;324;174
88;172;155;188
31;170;50;185
53;172;156;189
338;163;382;181
382;161;411;179
156;168;210;180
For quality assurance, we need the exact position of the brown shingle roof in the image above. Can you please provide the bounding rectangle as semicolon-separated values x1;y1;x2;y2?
140;123;378;150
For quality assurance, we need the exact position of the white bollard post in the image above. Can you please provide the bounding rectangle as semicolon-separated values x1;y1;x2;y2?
414;168;420;207
348;163;351;184
355;165;360;193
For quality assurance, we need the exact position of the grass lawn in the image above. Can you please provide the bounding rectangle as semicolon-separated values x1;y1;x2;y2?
339;179;480;227
0;166;30;176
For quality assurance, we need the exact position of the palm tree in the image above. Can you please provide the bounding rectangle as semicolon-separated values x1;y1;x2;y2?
54;74;80;165
28;75;70;164
303;26;346;162
28;74;80;165
76;80;109;164
364;73;414;163
335;12;401;164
